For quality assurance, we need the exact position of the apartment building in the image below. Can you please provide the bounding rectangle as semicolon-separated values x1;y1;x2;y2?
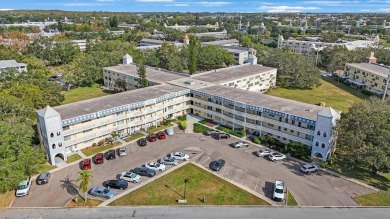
0;60;27;73
37;55;340;165
201;39;240;47
343;53;390;96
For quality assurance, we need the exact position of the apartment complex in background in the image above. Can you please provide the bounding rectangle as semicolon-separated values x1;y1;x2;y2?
0;60;27;73
37;54;340;165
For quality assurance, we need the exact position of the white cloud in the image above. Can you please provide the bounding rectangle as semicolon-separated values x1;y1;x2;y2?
96;0;119;2
302;0;360;5
368;0;390;2
136;0;174;2
0;8;13;11
198;1;232;7
260;5;319;12
171;3;190;6
378;8;390;12
63;3;108;6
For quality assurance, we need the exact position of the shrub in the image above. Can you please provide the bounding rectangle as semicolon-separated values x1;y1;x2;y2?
362;89;373;96
283;141;311;161
92;143;97;147
178;115;187;121
194;123;210;133
217;126;243;138
162;118;172;126
253;137;260;144
179;120;187;130
198;120;207;124
241;129;247;137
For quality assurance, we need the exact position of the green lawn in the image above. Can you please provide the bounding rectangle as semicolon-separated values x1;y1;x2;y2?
0;191;14;207
355;190;390;206
123;133;145;142
36;163;56;174
267;78;368;112
66;195;103;207
193;123;211;133
287;190;298;206
81;145;113;157
146;124;173;134
66;154;82;164
61;84;116;105
110;163;269;206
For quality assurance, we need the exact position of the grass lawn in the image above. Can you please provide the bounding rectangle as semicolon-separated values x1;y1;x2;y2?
61;84;116;105
124;133;145;142
36;163;56;174
146;124;173;134
66;154;82;164
287;190;298;206
354;190;390;206
110;163;269;206
0;190;15;207
217;126;243;138
66;195;103;207
267;78;368;112
193;123;211;133
81;145;113;157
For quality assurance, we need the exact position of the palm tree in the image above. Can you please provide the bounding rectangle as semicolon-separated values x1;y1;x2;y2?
76;170;93;202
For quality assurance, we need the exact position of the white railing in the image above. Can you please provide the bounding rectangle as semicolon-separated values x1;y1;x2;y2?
63;123;96;135
262;117;314;135
64;133;97;147
261;126;312;146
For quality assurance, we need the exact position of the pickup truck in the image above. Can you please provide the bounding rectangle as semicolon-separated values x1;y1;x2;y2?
16;178;32;197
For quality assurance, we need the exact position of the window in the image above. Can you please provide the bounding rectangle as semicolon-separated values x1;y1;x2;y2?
83;129;92;133
323;132;327;137
284;128;287;131
117;120;124;125
321;143;326;148
206;113;212;118
216;108;222;113
57;131;61;136
317;131;321;136
52;144;56;149
64;135;71;141
298;122;301;127
292;120;295;125
279;117;282;122
59;142;62;147
50;133;54;138
315;141;319;146
207;106;212;110
63;126;70;131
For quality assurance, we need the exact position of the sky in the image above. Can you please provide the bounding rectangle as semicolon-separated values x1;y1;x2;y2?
0;0;389;13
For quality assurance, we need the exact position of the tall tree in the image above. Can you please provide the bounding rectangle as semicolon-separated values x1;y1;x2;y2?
137;60;148;88
336;97;390;173
77;170;93;202
188;35;199;74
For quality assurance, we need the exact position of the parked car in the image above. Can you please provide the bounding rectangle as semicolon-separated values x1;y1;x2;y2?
81;158;92;170
166;127;174;135
37;172;51;185
268;152;287;162
132;167;156;177
215;133;230;140
159;156;178;166
94;153;104;164
205;130;220;136
118;147;127;156
104;180;128;190
16;178;32;197
89;187;116;199
230;141;249;148
169;152;190;161
300;163;319;173
256;149;272;157
106;150;116;160
157;131;166;140
148;133;157;142
211;159;225;171
272;180;285;201
120;172;141;183
145;162;166;172
138;138;148;146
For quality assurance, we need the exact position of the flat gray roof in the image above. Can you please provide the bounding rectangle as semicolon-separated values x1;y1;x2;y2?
104;64;187;83
346;63;390;78
54;84;186;120
0;60;26;69
201;39;239;45
140;38;165;44
166;78;215;89
193;64;276;84
196;85;325;120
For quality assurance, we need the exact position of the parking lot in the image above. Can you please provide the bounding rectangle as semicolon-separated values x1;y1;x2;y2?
11;128;374;207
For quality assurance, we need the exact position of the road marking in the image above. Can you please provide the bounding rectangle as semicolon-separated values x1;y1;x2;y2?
254;177;259;191
227;169;234;178
241;172;247;184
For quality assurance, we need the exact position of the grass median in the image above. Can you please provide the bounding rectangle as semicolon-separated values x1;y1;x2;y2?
81;145;113;157
124;133;145;142
110;163;269;206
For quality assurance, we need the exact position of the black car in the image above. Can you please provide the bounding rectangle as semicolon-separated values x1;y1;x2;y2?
215;133;230;140
37;172;51;185
106;150;116;160
138;138;147;147
132;167;156;177
211;159;225;171
104;180;128;190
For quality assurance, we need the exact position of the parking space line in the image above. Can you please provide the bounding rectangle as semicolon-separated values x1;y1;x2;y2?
227;169;234;178
254;177;259;191
241;172;247;184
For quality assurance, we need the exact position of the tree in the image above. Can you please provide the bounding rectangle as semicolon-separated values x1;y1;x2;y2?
283;142;311;160
115;78;128;91
77;170;93;202
137;60;148;88
336;97;390;173
188;35;199;74
197;45;235;70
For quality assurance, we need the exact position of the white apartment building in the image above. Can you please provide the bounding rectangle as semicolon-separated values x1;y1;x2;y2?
37;55;340;165
0;60;27;73
201;39;240;47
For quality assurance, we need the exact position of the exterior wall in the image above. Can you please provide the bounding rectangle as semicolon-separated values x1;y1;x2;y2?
230;51;248;65
311;115;337;161
0;65;27;73
190;93;316;147
103;68;159;90
344;64;389;92
221;69;277;92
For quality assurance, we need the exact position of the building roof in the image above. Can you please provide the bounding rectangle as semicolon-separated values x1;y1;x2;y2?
0;60;27;69
196;85;326;120
37;106;60;118
318;107;340;118
346;63;390;78
193;64;275;84
166;78;215;89
140;38;165;44
104;64;187;84
201;39;239;46
53;84;186;120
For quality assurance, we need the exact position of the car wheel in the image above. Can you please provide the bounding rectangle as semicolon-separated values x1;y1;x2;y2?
159;169;163;172
92;194;96;197
183;159;187;161
120;187;124;190
105;196;110;199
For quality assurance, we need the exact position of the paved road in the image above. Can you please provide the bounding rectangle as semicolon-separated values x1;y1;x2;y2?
11;128;374;207
1;207;389;219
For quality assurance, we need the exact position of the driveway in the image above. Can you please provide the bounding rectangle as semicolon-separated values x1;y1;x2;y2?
11;128;373;207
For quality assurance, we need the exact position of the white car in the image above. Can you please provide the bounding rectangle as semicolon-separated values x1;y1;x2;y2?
166;127;174;136
256;149;272;157
145;162;166;172
120;172;141;183
300;163;319;173
16;179;32;197
159;157;178;166
231;141;249;148
118;146;127;156
273;180;285;201
169;152;190;161
268;152;287;161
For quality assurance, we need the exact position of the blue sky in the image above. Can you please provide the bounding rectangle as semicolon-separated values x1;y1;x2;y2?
0;0;389;13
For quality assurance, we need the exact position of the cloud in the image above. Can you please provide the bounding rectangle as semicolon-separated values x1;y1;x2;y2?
0;8;13;11
96;0;119;2
302;0;360;5
62;3;108;6
170;3;190;6
198;1;232;7
136;0;174;2
260;5;319;12
378;8;390;12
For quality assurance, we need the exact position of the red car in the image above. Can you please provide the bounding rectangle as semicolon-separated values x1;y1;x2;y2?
94;153;104;164
81;159;92;170
157;131;166;140
149;133;157;142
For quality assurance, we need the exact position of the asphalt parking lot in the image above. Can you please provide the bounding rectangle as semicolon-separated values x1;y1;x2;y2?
11;128;374;207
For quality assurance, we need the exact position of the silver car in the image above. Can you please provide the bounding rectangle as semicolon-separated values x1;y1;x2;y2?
89;187;116;199
159;157;178;166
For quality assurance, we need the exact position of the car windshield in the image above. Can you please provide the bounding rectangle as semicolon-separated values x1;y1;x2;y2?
17;185;26;190
103;188;110;194
38;174;47;180
130;173;136;178
275;188;284;194
215;163;221;167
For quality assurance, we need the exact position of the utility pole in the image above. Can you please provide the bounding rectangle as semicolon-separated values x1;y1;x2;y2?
382;69;390;102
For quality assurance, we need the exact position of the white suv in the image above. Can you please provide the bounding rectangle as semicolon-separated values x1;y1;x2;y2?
300;163;319;173
268;152;286;162
145;162;166;172
272;180;285;202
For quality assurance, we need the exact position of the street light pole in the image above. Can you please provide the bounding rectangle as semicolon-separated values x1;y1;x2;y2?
382;69;390;102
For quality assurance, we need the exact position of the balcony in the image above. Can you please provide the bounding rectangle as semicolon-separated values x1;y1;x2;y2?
262;117;314;135
64;133;97;147
261;126;312;146
63;123;96;135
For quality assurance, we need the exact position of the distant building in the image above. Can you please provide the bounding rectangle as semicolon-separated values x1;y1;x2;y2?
201;39;240;47
118;24;138;29
0;60;27;73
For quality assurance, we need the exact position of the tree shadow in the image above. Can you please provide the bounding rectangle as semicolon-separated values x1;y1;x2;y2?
164;184;184;199
60;177;79;196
